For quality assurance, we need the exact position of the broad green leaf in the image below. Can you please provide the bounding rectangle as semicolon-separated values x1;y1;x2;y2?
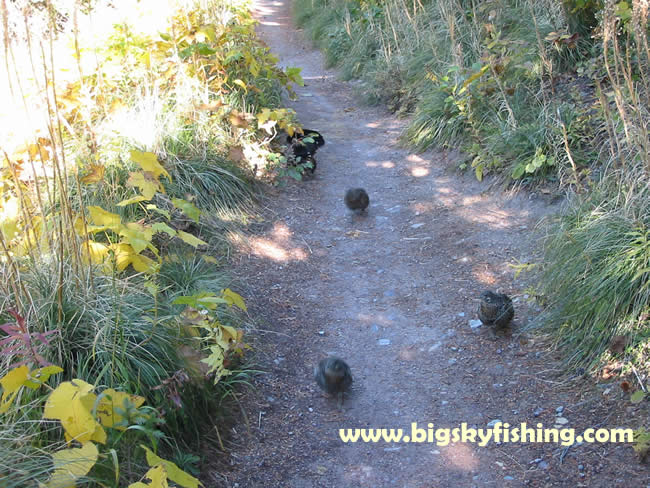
285;67;304;86
129;150;170;180
172;199;201;223
141;445;202;488
146;204;171;220
173;293;227;310
512;164;525;179
152;222;176;237
177;230;207;248
46;442;98;488
0;365;29;413
475;165;483;182
119;223;154;254
222;288;247;311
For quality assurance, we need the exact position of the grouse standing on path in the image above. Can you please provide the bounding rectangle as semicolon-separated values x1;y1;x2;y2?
477;291;514;330
314;357;353;409
344;188;370;212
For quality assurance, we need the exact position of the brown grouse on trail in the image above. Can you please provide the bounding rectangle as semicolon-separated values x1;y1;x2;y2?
314;357;353;409
478;291;514;330
344;188;369;212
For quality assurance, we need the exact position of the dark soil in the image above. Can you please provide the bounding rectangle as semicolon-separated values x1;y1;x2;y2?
204;1;650;486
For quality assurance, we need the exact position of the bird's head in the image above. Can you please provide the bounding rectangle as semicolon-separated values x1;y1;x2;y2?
480;291;499;303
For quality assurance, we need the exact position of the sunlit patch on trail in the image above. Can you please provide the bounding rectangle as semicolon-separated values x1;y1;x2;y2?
410;166;429;177
441;442;480;471
365;160;395;169
241;222;308;262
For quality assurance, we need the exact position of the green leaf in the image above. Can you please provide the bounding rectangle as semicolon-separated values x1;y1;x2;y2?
146;204;171;220
119;223;154;254
177;230;207;248
172;198;201;223
630;390;646;404
285;67;304;86
152;222;176;237
512;164;525;179
173;292;227;310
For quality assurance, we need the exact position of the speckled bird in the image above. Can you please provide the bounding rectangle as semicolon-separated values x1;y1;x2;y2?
477;291;514;330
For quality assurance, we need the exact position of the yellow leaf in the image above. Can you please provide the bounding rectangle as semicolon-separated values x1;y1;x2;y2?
232;79;248;92
118;195;149;207
0;365;29;413
0;196;21;241
110;243;135;271
80;164;105;184
141;446;202;488
73;215;87;236
128;465;169;488
129;150;170;181
23;365;64;389
127;172;163;200
95;389;145;430
220;324;243;346
27;142;51;163
177;231;207;248
46;442;98;488
81;240;109;266
87;206;121;231
43;380;106;445
222;288;247;311
131;252;159;274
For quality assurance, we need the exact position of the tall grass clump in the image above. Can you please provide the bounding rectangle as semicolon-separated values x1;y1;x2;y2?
536;0;650;374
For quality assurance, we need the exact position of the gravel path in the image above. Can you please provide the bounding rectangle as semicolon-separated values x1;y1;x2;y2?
207;1;650;486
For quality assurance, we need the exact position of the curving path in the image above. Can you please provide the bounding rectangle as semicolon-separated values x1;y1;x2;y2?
211;1;650;487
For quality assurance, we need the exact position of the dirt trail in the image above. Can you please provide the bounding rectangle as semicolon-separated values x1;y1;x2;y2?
209;1;650;487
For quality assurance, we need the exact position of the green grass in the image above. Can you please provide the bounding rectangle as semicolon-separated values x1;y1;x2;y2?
535;164;650;373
